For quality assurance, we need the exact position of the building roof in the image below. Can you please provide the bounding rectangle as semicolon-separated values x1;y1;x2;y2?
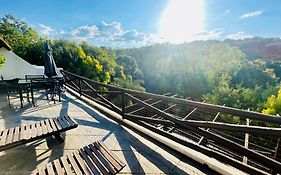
0;38;12;51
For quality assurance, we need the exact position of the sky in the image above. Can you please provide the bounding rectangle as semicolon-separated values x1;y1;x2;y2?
1;0;281;48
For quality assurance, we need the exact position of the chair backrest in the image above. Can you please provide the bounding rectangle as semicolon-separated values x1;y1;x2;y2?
25;75;45;82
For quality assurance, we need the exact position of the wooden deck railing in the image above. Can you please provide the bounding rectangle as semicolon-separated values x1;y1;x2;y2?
61;70;281;175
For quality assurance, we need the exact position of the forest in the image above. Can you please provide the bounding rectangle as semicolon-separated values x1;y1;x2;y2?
1;14;281;115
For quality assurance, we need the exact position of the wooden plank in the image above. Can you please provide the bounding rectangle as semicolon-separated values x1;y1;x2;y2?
31;123;37;138
53;159;64;175
38;166;46;175
67;154;83;174
72;151;91;175
79;148;100;175
19;125;26;140
36;121;43;137
198;105;224;145
243;118;250;164
181;120;281;137
97;140;126;167
13;126;20;142
93;142;122;171
49;119;58;132
0;129;9;146
60;156;73;175
46;162;55;175
89;143;117;174
45;119;53;134
40;120;48;135
61;116;71;128
84;145;110;175
6;128;14;144
57;117;67;129
124;114;174;126
25;124;32;140
53;118;62;130
83;80;122;114
64;115;76;126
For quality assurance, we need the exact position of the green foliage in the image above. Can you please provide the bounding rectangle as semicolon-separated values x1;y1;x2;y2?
0;54;6;68
0;14;40;64
119;42;245;98
112;77;145;92
262;87;281;115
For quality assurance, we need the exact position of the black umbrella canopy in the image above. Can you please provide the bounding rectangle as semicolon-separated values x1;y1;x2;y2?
43;41;58;78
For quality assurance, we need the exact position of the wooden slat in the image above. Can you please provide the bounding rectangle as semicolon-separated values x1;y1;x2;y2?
60;156;73;175
36;121;43;137
46;162;55;175
19;125;26;140
13;126;20;142
40;120;48;135
98;140;126;167
79;148;100;175
84;145;109;175
0;129;9;146
53;118;62;130
25;124;32;140
38;166;46;175
31;123;37;138
89;143;117;174
67;154;83;174
64;115;76;126
6;128;14;144
45;119;53;134
57;117;67;129
49;119;58;132
61;116;71;128
243;118;250;164
73;151;91;175
53;159;64;175
94;142;122;171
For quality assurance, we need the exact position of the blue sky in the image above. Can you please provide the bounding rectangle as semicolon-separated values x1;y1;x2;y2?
1;0;281;47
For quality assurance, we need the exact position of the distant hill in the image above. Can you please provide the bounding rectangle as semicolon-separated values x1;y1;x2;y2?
225;37;281;60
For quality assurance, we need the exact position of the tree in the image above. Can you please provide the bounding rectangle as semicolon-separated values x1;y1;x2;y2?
0;54;5;68
262;87;281;115
0;14;40;64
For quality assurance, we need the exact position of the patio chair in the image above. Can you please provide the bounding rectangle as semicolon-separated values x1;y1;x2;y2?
32;140;126;175
0;115;78;151
30;77;62;106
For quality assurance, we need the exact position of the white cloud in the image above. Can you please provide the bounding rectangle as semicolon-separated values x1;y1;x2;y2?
40;21;158;48
195;28;223;40
240;11;262;19
98;21;122;36
38;24;55;36
70;25;99;39
226;32;253;40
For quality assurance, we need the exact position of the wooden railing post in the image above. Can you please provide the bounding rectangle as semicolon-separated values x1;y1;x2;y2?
121;90;125;118
78;79;82;96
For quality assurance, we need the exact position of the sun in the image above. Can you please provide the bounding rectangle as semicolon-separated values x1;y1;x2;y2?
159;0;205;43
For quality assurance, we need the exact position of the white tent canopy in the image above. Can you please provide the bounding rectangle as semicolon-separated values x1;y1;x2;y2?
0;38;62;80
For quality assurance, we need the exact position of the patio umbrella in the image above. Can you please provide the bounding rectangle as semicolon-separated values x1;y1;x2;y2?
43;41;58;78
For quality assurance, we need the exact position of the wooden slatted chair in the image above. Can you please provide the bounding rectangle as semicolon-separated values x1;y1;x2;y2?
0;115;78;151
32;140;126;175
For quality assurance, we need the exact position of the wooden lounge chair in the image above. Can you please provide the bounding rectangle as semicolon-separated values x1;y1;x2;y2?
32;140;126;175
0;115;78;151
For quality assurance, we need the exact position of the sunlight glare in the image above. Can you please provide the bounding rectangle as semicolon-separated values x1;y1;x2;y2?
159;0;205;43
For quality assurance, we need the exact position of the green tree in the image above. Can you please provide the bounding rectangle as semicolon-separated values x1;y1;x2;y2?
0;54;5;68
0;14;40;64
262;87;281;115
